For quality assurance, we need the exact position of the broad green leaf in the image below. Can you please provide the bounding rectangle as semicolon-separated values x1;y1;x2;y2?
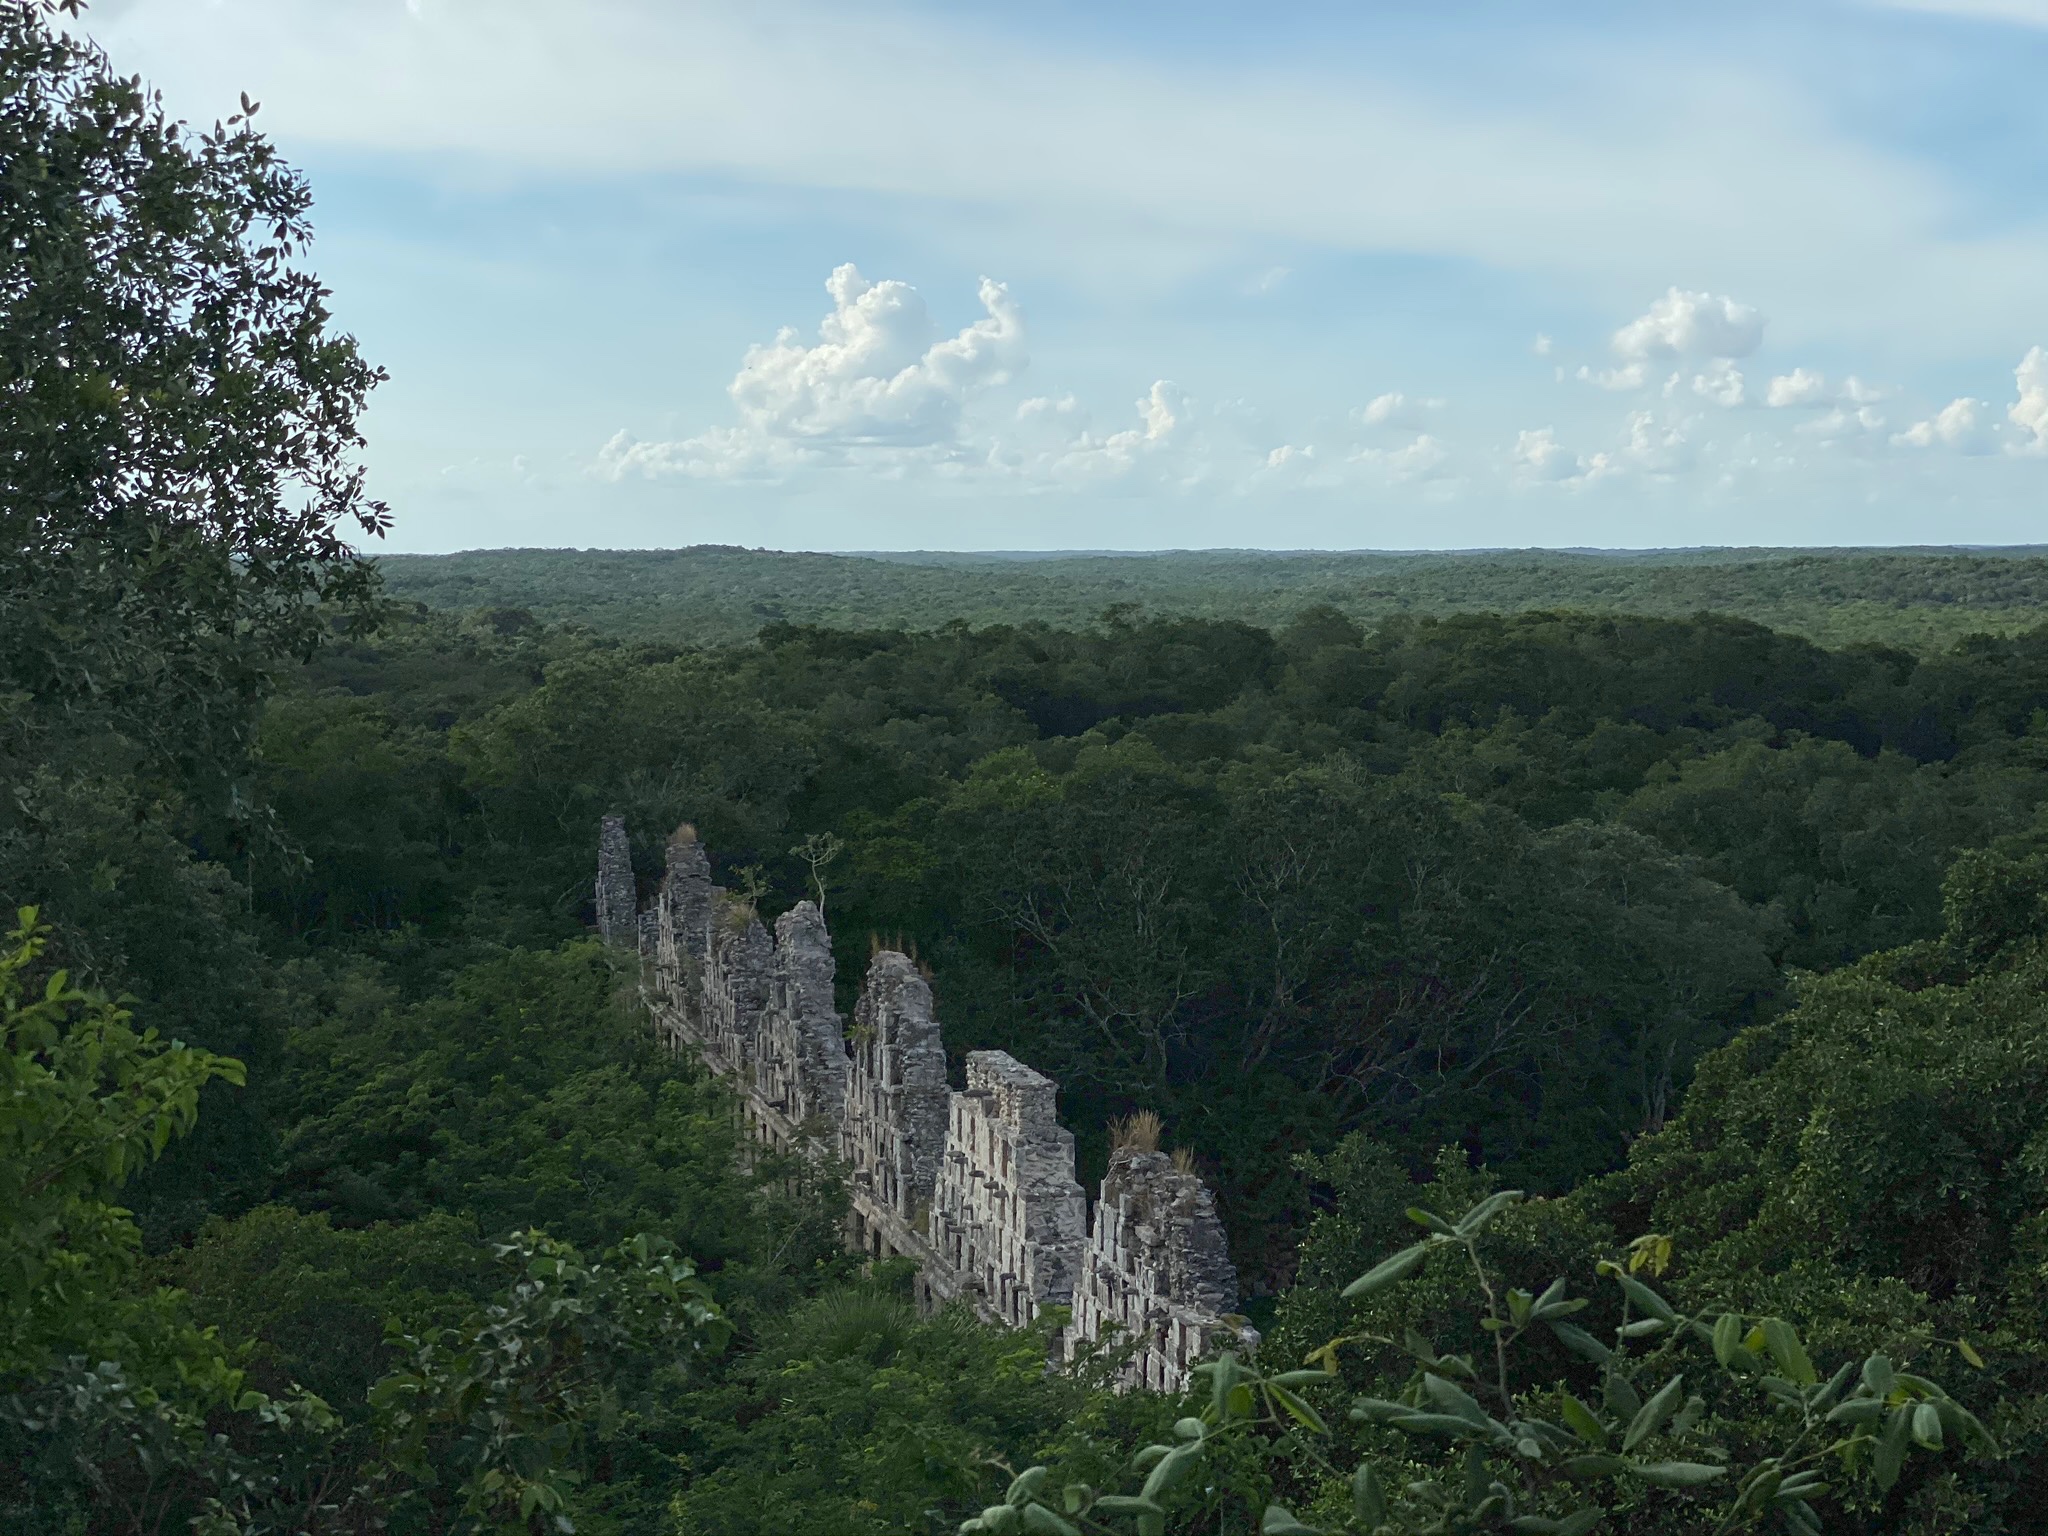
1873;1405;1913;1490
1452;1189;1524;1236
1711;1313;1743;1368
1351;1461;1386;1526
1389;1411;1489;1437
1422;1372;1494;1429
1007;1467;1049;1503
1021;1506;1079;1536
1342;1243;1429;1299
1630;1461;1728;1488
1559;1392;1607;1447
1623;1374;1685;1451
1260;1505;1321;1536
1759;1318;1817;1386
1912;1401;1944;1451
1548;1322;1612;1365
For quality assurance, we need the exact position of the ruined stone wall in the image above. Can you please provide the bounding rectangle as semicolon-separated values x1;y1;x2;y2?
752;903;847;1141
1069;1148;1242;1391
609;817;1247;1389
929;1051;1087;1327
595;814;636;948
842;953;950;1234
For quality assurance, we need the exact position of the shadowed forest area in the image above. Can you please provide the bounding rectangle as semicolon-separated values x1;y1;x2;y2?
9;5;2048;1533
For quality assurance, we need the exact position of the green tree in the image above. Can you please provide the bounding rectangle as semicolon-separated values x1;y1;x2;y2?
1;0;387;793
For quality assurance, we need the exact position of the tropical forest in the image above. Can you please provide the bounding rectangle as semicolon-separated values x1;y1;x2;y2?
6;5;2048;1535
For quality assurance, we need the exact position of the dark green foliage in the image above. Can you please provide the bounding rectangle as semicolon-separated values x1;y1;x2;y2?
984;1193;1997;1536
376;546;2048;655
12;11;2048;1526
0;0;385;797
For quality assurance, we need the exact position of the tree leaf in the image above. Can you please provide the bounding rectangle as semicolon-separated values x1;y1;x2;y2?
1630;1461;1728;1488
1342;1243;1429;1299
1260;1504;1321;1535
1351;1461;1386;1526
1623;1374;1685;1451
1559;1392;1608;1448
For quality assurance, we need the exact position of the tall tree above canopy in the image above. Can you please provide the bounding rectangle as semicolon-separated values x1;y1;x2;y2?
0;0;386;790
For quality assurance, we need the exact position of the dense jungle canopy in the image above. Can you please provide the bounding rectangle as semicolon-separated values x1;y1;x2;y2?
6;5;2048;1533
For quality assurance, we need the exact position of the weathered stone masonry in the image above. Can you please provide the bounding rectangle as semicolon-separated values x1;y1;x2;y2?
604;818;1253;1390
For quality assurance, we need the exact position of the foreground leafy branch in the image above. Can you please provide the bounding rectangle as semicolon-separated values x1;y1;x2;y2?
970;1193;1998;1536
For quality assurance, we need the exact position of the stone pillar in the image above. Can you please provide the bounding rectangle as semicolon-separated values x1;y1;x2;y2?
1069;1147;1248;1392
841;952;951;1226
663;825;716;968
595;814;636;947
929;1051;1086;1327
754;901;848;1137
703;895;772;1077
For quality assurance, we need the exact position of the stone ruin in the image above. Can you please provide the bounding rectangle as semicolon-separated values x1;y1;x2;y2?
600;817;1254;1390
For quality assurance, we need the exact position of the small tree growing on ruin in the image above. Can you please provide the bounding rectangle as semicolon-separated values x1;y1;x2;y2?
791;832;844;917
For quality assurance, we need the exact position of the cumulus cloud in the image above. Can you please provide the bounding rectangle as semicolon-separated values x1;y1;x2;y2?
1357;391;1445;429
1513;426;1582;482
1893;396;1995;453
1764;368;1883;408
2010;345;2048;455
1612;287;1766;361
1765;367;1831;407
598;263;1024;479
1515;410;1692;488
1577;362;1650;391
1354;432;1452;481
1689;358;1747;407
1798;404;1887;442
1012;380;1191;481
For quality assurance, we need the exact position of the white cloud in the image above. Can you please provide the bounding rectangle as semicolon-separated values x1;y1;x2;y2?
1766;367;1832;407
1577;362;1650;391
598;263;1024;479
1612;287;1765;361
1513;426;1582;482
1798;404;1888;441
1613;409;1693;475
1354;432;1452;481
2010;345;2048;455
1764;368;1885;409
94;0;2048;361
1014;380;1192;482
1690;358;1747;407
1893;396;1995;452
1357;391;1445;428
1533;333;1554;356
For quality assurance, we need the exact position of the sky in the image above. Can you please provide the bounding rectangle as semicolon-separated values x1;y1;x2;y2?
86;0;2048;553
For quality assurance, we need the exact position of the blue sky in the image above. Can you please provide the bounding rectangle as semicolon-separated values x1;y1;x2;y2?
92;0;2048;553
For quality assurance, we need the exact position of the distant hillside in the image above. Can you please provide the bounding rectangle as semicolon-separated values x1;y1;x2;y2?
373;545;2048;651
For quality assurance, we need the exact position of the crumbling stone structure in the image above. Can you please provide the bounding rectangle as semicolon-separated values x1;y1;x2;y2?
595;814;636;948
1069;1147;1242;1391
930;1052;1087;1327
604;818;1252;1389
842;953;950;1250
